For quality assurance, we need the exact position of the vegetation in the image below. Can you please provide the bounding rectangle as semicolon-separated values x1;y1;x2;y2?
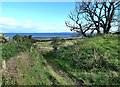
51;37;64;51
2;41;76;85
2;35;32;60
0;34;9;43
44;34;120;85
2;34;119;85
13;34;33;43
1;1;119;86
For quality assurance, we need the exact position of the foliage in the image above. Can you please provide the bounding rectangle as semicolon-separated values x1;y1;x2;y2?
51;37;63;51
44;34;120;85
2;34;119;85
2;76;18;85
2;36;32;60
13;34;32;43
0;34;8;43
2;47;75;85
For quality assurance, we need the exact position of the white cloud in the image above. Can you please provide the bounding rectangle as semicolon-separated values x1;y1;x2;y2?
0;17;17;28
0;17;70;33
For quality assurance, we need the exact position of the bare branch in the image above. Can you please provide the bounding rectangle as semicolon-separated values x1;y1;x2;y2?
65;1;119;36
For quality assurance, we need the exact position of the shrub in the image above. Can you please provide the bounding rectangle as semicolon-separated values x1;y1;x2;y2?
51;37;61;51
13;34;22;43
13;34;32;43
2;35;32;60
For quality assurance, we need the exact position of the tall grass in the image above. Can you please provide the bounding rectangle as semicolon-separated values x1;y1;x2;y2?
44;34;120;85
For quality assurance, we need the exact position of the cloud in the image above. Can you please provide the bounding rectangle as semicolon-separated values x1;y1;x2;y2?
0;17;70;33
0;17;17;28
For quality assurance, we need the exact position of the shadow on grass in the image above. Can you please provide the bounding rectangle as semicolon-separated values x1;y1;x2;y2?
43;49;84;85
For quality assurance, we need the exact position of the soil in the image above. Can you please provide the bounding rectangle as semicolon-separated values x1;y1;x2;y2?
3;52;30;83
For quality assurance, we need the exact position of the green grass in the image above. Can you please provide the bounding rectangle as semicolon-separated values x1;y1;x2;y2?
2;45;76;85
18;48;76;85
2;34;119;85
44;34;120;85
17;50;52;85
2;40;32;60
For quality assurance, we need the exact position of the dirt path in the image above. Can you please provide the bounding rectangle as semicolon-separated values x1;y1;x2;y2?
3;51;78;85
43;59;77;85
17;52;30;68
35;41;83;85
45;59;84;85
3;52;30;83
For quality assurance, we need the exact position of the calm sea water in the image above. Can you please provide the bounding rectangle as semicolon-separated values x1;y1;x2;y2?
4;33;80;38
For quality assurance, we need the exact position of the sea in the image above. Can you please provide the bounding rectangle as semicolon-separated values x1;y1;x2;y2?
3;33;80;38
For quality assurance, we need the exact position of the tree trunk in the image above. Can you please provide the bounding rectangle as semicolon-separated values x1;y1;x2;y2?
97;28;101;34
103;22;111;34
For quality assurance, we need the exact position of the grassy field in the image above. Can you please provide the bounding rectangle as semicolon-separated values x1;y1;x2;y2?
2;34;120;85
43;34;120;85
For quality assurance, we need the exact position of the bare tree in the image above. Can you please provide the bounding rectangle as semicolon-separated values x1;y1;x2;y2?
65;1;120;37
102;1;120;33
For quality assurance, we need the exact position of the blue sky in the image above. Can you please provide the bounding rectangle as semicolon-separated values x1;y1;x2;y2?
1;2;75;33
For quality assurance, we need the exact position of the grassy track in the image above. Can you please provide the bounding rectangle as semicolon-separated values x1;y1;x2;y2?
2;34;119;85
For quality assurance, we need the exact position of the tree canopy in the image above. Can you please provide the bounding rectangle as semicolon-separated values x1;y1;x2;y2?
65;1;120;37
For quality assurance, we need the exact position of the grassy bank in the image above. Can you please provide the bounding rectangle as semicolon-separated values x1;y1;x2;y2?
44;34;120;85
2;34;120;85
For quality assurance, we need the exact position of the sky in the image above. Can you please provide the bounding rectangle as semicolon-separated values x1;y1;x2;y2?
0;2;76;33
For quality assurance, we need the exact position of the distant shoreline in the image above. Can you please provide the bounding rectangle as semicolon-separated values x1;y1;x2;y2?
33;36;83;41
2;33;80;39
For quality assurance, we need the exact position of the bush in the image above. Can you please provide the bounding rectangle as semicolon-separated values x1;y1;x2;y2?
51;37;61;51
13;34;32;43
13;34;22;43
2;35;32;60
